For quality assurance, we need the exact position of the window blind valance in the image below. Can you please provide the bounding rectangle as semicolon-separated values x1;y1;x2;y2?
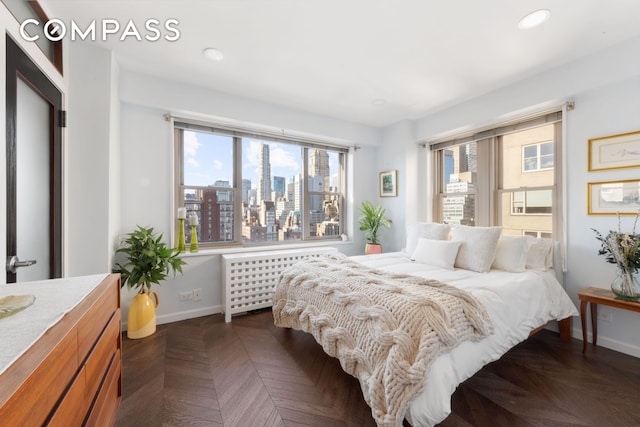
428;111;562;151
174;120;349;153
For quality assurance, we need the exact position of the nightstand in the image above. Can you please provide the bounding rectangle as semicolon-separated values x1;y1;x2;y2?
578;287;640;353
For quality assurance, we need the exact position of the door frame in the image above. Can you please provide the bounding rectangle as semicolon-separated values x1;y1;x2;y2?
6;35;63;282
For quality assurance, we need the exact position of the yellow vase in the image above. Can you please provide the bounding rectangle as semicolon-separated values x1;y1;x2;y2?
127;290;159;339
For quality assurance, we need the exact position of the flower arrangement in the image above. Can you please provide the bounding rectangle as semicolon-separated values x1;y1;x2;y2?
592;210;640;300
592;212;640;271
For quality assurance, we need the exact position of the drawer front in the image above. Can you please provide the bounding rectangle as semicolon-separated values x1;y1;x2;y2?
85;309;120;400
78;279;119;361
47;367;88;426
0;331;78;426
85;349;122;427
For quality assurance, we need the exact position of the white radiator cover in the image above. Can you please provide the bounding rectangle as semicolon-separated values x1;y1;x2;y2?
221;247;338;322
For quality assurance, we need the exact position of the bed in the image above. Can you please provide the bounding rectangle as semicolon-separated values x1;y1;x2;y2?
272;224;578;427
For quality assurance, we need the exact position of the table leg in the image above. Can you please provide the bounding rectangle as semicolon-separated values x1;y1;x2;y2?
591;302;598;347
580;300;588;353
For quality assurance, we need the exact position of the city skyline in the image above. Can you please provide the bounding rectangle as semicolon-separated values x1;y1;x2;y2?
183;130;339;191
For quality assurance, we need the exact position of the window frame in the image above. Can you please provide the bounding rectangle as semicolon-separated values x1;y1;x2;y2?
522;140;554;173
429;112;563;240
509;188;554;216
173;120;348;249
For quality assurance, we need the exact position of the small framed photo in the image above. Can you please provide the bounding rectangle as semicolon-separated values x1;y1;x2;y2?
588;179;640;215
588;130;640;171
379;170;397;197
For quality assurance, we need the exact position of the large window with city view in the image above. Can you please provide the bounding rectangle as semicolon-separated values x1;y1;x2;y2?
174;122;346;247
432;112;562;238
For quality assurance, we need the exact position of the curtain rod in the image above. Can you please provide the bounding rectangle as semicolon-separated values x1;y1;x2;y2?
163;113;356;151
419;101;575;149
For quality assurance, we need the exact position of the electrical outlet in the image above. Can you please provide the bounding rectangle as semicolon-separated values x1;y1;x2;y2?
179;291;193;302
193;288;202;301
598;311;612;322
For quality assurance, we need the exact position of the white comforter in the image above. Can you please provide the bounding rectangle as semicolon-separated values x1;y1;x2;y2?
350;252;578;427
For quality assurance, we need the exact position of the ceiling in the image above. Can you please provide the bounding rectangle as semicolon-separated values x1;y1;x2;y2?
43;0;640;128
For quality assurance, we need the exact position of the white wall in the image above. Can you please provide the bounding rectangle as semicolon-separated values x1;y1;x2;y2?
66;43;119;276
565;76;640;355
375;120;416;252
116;69;382;326
403;36;640;357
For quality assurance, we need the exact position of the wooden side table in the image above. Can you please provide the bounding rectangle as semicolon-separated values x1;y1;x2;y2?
578;287;640;353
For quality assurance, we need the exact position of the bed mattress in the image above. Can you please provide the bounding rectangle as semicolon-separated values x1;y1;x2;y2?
349;252;578;426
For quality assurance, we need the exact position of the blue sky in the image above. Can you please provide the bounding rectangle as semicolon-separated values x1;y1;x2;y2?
183;130;338;188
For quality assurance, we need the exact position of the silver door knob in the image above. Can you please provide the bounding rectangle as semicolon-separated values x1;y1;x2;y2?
6;256;37;274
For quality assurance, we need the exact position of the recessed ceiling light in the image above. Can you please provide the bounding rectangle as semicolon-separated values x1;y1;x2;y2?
203;47;224;61
518;9;550;30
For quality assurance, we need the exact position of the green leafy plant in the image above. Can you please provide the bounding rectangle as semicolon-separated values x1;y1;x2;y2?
358;201;391;245
113;225;186;293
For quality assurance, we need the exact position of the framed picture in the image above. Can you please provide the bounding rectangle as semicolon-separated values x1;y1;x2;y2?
588;179;640;215
588;130;640;171
379;170;397;197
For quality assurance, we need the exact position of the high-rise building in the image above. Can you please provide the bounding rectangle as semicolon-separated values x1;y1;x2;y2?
272;176;285;199
257;143;271;206
308;175;324;212
310;149;330;180
309;150;330;228
198;180;234;243
444;150;454;186
288;175;302;212
242;179;251;205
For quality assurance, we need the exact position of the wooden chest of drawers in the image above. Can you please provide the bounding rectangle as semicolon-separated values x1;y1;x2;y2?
0;274;122;426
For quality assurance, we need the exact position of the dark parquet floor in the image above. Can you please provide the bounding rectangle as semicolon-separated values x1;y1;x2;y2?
115;309;640;427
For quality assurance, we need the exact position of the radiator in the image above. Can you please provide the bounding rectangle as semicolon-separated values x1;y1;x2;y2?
221;247;338;322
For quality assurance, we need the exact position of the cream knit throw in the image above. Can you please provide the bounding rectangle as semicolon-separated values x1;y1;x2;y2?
272;253;494;427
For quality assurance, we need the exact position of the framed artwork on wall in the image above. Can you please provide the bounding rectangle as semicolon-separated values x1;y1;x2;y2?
379;170;397;197
587;179;640;215
588;130;640;171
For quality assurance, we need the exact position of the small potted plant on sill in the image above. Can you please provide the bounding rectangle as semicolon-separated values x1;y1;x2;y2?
113;225;186;339
358;201;391;255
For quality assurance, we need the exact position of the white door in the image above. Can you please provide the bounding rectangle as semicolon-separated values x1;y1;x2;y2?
13;79;51;281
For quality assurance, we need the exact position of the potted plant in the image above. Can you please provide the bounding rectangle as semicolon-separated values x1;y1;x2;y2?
358;201;391;254
113;225;186;339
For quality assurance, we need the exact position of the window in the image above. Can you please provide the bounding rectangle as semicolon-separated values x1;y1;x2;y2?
174;121;347;247
439;142;477;225
522;141;554;172
432;112;562;239
510;190;552;215
4;0;64;73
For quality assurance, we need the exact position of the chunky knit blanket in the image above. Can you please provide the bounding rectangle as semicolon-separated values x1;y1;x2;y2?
272;253;494;427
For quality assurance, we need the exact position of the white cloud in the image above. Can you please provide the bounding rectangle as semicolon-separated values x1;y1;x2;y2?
184;131;200;157
270;146;299;171
213;160;223;170
187;157;199;167
245;140;262;169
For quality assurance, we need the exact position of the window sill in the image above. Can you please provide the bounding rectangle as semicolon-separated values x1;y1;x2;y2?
176;239;353;258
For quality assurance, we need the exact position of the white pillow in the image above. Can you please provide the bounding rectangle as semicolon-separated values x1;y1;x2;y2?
411;238;462;270
525;236;553;270
405;222;450;255
451;225;502;273
492;235;528;273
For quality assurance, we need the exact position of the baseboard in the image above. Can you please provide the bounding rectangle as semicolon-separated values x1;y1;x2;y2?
572;327;640;358
122;305;223;331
